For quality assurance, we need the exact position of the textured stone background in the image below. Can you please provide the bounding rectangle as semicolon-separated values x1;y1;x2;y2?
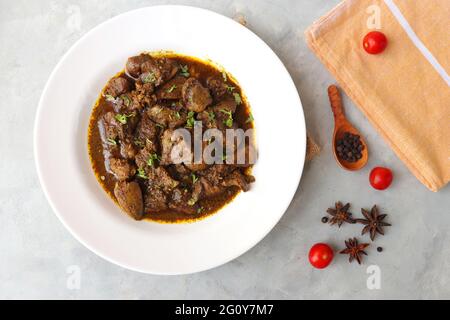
1;0;449;299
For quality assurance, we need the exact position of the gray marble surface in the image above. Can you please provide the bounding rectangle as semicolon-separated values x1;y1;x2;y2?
1;0;449;300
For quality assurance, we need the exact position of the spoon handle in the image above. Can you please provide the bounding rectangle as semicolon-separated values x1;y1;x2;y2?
328;85;346;121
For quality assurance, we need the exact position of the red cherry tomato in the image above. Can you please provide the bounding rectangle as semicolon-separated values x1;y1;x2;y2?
369;167;393;190
309;243;334;269
363;31;388;54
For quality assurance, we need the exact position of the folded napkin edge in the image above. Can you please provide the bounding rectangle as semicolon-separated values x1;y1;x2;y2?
304;27;443;192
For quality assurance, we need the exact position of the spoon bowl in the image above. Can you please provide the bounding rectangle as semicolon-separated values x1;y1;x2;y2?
328;85;368;171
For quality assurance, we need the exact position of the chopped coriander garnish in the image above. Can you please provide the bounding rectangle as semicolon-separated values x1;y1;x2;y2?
134;139;144;147
136;168;148;179
106;138;117;146
147;153;160;167
115;114;126;124
120;94;131;107
174;111;181;120
167;84;177;93
245;113;254;123
114;113;134;125
155;123;165;129
105;94;116;102
185;111;195;128
197;207;204;214
233;92;242;105
222;71;227;82
142;72;156;83
224;118;233;128
220;109;233;128
225;85;235;93
191;173;199;184
208;111;215;121
180;65;190;77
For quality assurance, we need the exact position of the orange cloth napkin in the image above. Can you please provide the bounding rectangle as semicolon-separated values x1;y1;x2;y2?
305;0;450;192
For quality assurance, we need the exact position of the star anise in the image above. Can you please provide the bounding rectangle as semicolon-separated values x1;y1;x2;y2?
340;237;369;264
356;205;391;241
326;201;355;227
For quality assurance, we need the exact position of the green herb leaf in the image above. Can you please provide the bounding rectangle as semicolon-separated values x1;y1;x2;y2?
155;123;165;129
167;84;177;93
245;113;254;123
225;85;235;93
220;109;233;128
115;114;127;124
105;94;116;102
120;94;131;107
180;65;190;77
233;92;242;105
146;153;160;167
208;111;215;121
134;139;144;147
185;111;195;128
224;118;233;128
142;72;156;83
222;71;227;82
197;206;204;214
114;113;134;125
136;168;148;179
106;138;117;146
191;173;199;184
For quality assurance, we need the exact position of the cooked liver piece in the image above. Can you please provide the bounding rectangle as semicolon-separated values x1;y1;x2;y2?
114;181;144;220
156;76;187;100
104;77;131;97
182;78;212;112
206;76;227;100
109;158;136;181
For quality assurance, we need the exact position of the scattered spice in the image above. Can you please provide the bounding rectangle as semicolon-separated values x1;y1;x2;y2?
321;217;329;223
340;238;370;264
377;247;383;253
326;201;355;227
356;205;391;241
335;132;364;163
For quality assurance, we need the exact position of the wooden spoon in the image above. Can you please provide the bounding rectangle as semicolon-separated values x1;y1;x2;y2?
328;85;368;171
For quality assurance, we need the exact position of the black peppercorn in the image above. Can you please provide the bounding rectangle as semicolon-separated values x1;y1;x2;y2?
335;132;364;163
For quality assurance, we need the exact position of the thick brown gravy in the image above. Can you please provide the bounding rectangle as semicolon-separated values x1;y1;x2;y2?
88;53;254;223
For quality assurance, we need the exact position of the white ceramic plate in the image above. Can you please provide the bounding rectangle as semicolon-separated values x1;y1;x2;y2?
34;5;306;275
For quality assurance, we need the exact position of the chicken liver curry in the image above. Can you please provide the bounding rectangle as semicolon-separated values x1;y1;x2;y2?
88;52;256;222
